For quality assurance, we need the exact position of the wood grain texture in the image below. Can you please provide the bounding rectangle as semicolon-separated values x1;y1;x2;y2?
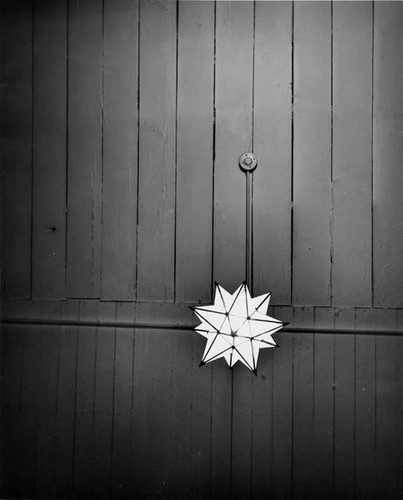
213;1;253;291
54;301;79;497
32;0;67;299
130;330;152;497
334;308;355;499
0;0;33;299
311;308;334;499
376;335;403;499
18;325;43;497
2;2;403;499
231;365;254;500
271;306;294;500
0;327;6;493
149;330;174;496
293;1;332;306
67;0;103;298
1;322;403;499
292;307;315;497
2;0;403;312
189;335;213;498
92;304;116;497
35;322;61;497
176;0;214;303
332;1;373;307
168;331;193;497
253;0;292;303
373;2;403;307
210;362;232;499
112;304;135;497
355;309;376;500
130;329;180;497
1;326;25;495
373;309;402;498
101;0;138;300
250;349;274;499
136;0;176;301
73;302;98;497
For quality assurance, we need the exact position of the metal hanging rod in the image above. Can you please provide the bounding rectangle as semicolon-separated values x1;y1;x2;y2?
239;152;258;290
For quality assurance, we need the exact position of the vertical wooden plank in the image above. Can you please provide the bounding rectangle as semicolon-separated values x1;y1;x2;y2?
355;309;376;500
176;0;214;303
1;326;25;495
168;331;193;497
0;327;5;495
131;330;152;497
332;2;372;307
35;321;61;497
131;330;172;498
146;330;173;497
210;362;232;499
92;303;115;497
189;336;213;498
67;0;103;298
136;0;176;301
292;307;315;497
254;0;292;303
334;308;355;499
373;2;403;307
73;301;98;497
213;1;253;291
374;310;403;498
311;308;334;498
395;313;403;498
293;2;332;305
102;0;138;300
0;0;33;298
250;349;275;499
231;366;253;500
112;304;135;497
271;306;293;500
54;301;79;497
130;330;153;497
18;325;43;497
32;0;67;299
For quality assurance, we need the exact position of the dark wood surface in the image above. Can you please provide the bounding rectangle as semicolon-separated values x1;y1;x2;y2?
0;0;33;299
373;2;403;307
176;0;214;303
101;0;138;301
1;1;403;499
293;2;332;306
66;0;103;298
32;0;67;299
136;0;176;302
2;320;403;499
253;0;292;304
1;0;403;309
213;1;253;292
332;1;372;307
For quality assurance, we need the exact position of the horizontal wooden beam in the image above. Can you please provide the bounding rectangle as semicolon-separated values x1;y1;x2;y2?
1;300;402;335
2;317;403;337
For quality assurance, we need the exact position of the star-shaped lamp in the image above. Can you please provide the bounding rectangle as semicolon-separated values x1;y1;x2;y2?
191;282;287;374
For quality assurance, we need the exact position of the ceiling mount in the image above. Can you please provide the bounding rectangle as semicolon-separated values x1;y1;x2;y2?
239;152;257;173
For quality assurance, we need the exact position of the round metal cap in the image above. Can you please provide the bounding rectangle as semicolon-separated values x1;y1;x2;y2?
239;152;258;172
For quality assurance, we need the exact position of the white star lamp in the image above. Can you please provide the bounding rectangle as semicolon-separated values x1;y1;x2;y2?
191;281;287;374
191;153;288;374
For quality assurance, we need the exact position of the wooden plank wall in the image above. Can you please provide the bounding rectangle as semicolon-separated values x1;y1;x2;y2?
1;0;403;311
1;320;403;499
1;1;403;499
